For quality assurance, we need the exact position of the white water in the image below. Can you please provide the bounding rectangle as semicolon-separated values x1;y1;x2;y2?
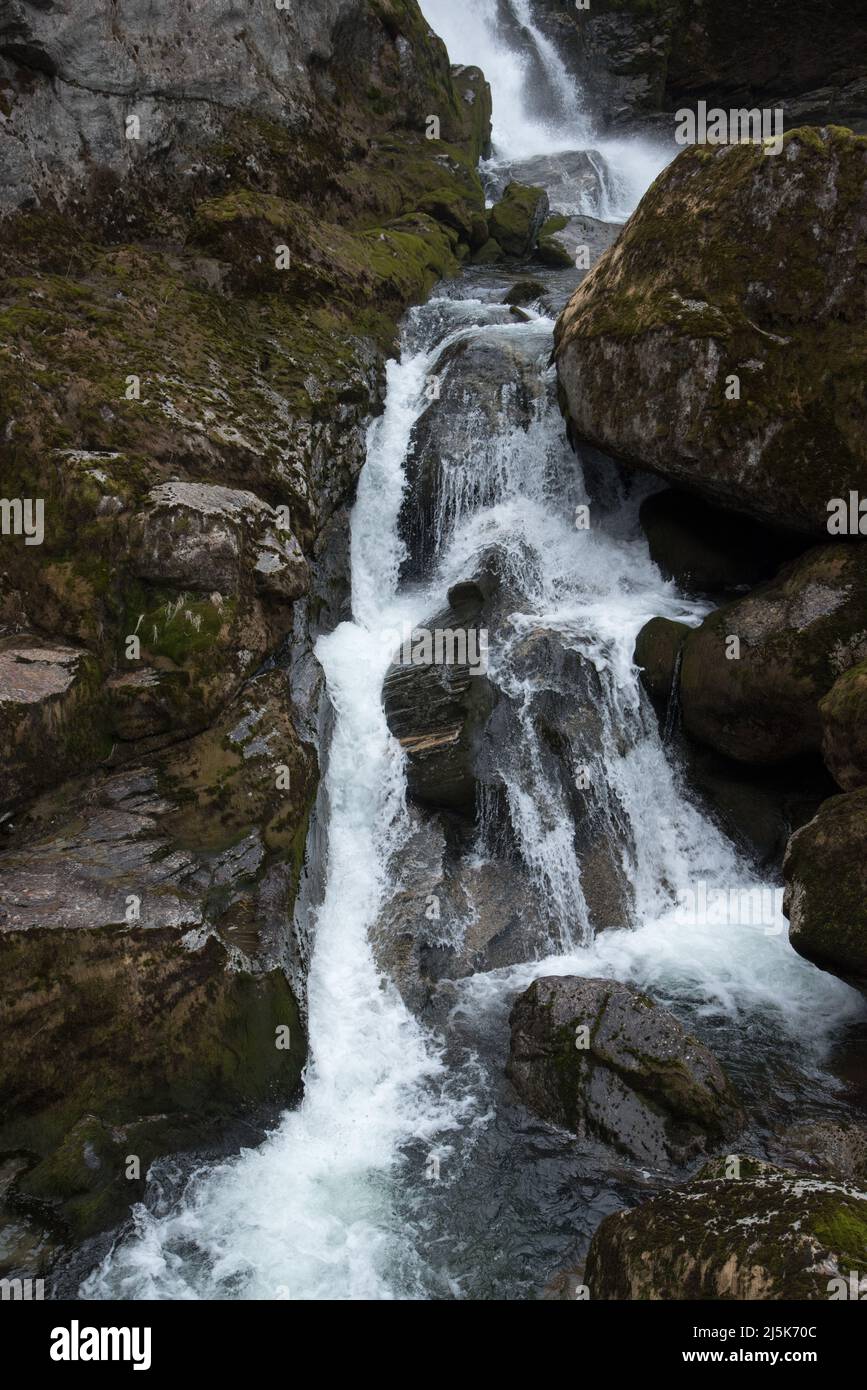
81;4;864;1302
422;0;670;217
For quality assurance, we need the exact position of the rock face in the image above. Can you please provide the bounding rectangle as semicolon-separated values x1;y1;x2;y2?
506;977;743;1168
555;128;867;535
0;637;108;811
531;0;867;131
819;663;867;790
0;668;316;1241
488;182;550;257
585;1160;867;1300
783;788;867;992
678;546;867;764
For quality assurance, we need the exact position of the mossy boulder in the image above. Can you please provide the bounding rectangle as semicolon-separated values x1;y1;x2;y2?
448;63;493;165
502;279;546;307
585;1163;867;1299
555;127;867;534
820;661;867;790
633;616;690;713
488;183;551;258
506;976;743;1168
679;544;867;764
783;787;867;992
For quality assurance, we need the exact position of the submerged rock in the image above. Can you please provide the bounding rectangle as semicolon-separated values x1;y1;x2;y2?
555;127;867;534
679;545;867;764
783;787;867;993
506;976;743;1168
585;1161;867;1299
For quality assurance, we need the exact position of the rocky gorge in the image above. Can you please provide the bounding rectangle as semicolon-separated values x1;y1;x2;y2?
1;0;866;1304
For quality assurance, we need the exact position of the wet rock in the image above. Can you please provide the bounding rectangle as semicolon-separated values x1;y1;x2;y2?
640;490;804;596
382;581;495;812
398;328;550;579
371;809;544;1014
633;616;689;714
502;279;546;306
820;662;867;790
770;1119;867;1184
506;976;743;1168
0;637;109;813
678;745;835;871
585;1161;867;1300
488;182;550;257
679;545;867;764
783;786;867;993
449;64;494;164
492;153;612;218
555;128;867;534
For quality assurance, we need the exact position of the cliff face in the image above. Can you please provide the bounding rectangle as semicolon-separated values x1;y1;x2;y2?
0;0;491;1258
530;0;867;129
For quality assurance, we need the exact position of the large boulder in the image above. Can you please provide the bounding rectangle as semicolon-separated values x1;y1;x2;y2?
555;127;867;534
506;976;743;1168
819;662;867;789
679;545;867;764
585;1158;867;1299
488;182;550;257
783;787;867;992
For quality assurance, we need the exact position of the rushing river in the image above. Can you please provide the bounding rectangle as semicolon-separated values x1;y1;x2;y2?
81;0;865;1301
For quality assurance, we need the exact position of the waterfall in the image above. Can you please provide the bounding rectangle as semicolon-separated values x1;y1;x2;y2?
80;3;863;1302
82;291;861;1302
421;0;670;218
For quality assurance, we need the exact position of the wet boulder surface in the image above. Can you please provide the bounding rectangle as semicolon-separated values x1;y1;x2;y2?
585;1159;867;1300
506;976;743;1169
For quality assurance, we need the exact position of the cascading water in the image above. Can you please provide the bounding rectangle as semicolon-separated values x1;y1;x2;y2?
81;3;864;1302
422;0;671;218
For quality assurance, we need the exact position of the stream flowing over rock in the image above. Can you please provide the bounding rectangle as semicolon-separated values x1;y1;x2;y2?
1;0;867;1312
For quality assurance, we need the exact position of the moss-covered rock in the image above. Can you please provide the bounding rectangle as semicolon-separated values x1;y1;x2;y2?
820;661;867;790
679;544;867;764
585;1163;867;1299
783;787;867;992
0;668;316;1241
506;976;743;1168
555;127;867;534
488;183;551;258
